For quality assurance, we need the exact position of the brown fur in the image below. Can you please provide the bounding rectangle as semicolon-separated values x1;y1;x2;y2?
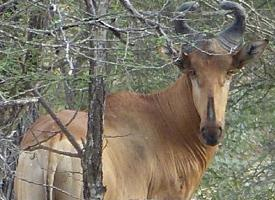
15;74;216;200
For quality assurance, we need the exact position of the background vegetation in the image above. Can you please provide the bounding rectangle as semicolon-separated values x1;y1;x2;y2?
0;0;274;199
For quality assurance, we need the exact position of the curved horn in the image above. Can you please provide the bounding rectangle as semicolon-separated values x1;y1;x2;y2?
174;1;201;34
218;1;246;51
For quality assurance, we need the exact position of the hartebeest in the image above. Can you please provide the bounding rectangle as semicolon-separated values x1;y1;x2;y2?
15;1;268;200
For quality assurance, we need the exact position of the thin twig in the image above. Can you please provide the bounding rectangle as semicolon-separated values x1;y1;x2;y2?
32;88;83;157
119;0;178;59
26;144;79;158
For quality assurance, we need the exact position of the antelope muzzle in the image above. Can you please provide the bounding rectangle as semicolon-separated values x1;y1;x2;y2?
200;97;223;146
201;123;223;146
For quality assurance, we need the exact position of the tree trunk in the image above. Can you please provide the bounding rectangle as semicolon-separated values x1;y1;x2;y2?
82;0;109;199
82;76;106;200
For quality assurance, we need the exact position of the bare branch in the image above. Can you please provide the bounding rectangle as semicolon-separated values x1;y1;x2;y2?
119;0;178;58
25;144;79;158
0;98;39;108
31;89;83;157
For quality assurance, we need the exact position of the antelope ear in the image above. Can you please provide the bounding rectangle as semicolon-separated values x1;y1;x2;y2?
159;46;190;72
234;39;268;68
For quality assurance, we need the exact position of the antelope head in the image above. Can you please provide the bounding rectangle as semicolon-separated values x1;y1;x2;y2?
174;1;268;146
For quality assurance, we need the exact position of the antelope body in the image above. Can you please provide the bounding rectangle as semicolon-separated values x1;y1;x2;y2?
14;1;268;200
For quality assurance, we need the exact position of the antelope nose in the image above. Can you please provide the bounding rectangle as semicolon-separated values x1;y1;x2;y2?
201;126;222;146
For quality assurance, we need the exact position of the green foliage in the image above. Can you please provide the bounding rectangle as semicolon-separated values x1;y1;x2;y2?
0;0;274;199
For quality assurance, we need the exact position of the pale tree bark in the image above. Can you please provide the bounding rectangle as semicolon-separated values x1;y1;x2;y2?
82;0;109;199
